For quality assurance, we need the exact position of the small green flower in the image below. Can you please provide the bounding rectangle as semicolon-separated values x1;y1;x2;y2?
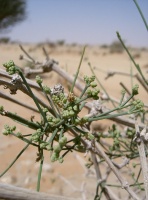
90;75;95;82
59;137;67;147
3;60;15;68
58;156;64;163
69;110;75;117
0;106;4;112
36;75;43;84
2;125;16;135
86;89;92;96
87;133;95;140
43;85;51;94
16;132;23;138
132;84;139;95
40;142;47;149
46;144;52;151
3;60;19;75
90;82;97;88
81;116;89;123
50;152;59;162
53;144;62;153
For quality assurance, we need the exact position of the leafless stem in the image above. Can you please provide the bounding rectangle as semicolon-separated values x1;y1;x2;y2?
94;143;140;200
19;44;36;63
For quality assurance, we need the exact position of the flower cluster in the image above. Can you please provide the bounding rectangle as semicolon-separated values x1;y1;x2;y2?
3;60;19;75
131;99;144;112
84;75;95;84
2;125;16;135
86;88;100;100
50;136;67;163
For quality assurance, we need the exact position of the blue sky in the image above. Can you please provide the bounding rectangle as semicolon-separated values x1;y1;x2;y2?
1;0;148;47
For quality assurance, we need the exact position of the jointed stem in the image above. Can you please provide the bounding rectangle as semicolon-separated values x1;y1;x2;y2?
37;152;44;192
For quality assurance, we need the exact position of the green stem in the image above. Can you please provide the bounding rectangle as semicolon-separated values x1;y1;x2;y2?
70;46;86;93
121;94;134;107
11;133;38;147
79;84;89;98
0;111;40;130
0;142;30;177
18;70;48;122
88;111;130;122
119;91;126;106
37;152;44;192
117;32;148;85
76;95;89;104
38;83;59;118
133;0;148;31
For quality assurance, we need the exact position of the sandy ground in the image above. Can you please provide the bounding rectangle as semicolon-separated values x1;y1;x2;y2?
0;43;148;199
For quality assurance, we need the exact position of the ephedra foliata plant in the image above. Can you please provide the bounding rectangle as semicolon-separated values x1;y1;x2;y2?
0;53;146;199
0;0;148;199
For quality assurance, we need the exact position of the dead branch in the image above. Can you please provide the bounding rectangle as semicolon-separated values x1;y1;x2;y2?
0;183;80;200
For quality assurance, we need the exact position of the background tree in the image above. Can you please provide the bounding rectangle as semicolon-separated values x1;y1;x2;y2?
0;0;26;33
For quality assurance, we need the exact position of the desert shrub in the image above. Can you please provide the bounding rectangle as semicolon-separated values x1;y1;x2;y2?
109;41;124;54
0;0;147;200
0;37;10;43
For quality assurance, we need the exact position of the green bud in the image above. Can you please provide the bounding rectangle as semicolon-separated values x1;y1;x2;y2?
3;60;19;75
42;107;48;113
36;75;43;84
46;144;52;151
50;152;59;162
67;106;72;111
3;60;15;68
0;106;4;112
2;129;10;136
132;84;139;95
84;75;89;84
53;144;62;153
58;157;64;163
86;89;92;96
73;105;79;112
90;75;95;82
87;133;95;140
36;129;42;134
63;97;67;104
16;132;23;138
40;143;47;149
69;110;75;117
47;115;53;122
43;85;51;94
90;82;97;88
74;118;80;125
59;137;67;147
53;118;60;124
81;116;89;123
